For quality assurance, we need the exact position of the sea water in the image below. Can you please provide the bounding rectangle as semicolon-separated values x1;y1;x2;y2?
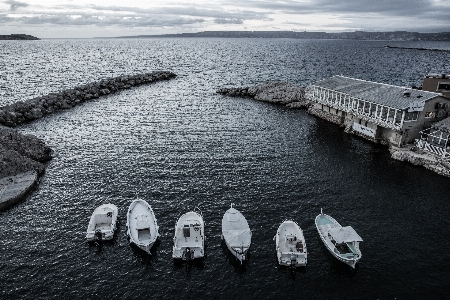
1;38;450;299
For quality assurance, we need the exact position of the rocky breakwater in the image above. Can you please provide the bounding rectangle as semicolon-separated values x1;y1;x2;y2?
0;71;176;210
0;125;52;210
0;71;176;127
217;82;309;108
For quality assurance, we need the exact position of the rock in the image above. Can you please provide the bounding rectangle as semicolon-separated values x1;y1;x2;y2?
390;147;450;178
0;125;52;164
217;81;309;108
0;71;177;127
0;171;38;210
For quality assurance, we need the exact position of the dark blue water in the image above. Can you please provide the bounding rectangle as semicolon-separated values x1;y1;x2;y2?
1;38;450;299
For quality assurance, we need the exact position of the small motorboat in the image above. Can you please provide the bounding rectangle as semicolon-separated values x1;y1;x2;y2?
172;210;205;261
86;204;118;242
315;209;362;268
274;220;307;267
221;204;252;264
126;199;159;254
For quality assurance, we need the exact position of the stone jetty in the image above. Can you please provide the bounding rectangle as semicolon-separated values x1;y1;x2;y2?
0;71;176;210
217;82;309;108
0;71;176;127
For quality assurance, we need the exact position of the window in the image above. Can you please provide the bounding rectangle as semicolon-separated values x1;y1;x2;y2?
425;112;436;118
404;111;418;122
437;82;450;91
380;107;388;121
395;110;402;124
388;109;395;122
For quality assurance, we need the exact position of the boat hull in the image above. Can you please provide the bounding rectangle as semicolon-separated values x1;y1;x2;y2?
223;239;249;264
172;211;205;260
315;212;361;268
86;204;118;242
126;199;159;254
222;207;252;264
275;220;307;267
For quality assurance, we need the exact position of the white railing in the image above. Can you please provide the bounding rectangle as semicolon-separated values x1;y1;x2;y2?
305;86;402;131
415;139;448;157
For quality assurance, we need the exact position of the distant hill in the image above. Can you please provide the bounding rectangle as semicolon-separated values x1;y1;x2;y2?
113;31;450;41
0;34;40;40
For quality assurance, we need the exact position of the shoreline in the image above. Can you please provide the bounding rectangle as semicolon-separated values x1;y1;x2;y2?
0;71;177;211
217;82;450;179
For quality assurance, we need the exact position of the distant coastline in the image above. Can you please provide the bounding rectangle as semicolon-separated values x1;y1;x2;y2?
108;30;450;41
0;34;40;40
384;44;450;52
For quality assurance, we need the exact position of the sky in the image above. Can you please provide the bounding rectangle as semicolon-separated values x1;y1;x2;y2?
1;0;449;38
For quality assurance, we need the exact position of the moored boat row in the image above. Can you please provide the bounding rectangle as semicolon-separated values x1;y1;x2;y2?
86;203;362;268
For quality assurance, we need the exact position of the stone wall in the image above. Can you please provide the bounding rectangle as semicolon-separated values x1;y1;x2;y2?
307;106;343;125
0;71;176;127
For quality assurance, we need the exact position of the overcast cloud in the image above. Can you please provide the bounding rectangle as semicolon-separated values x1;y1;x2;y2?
0;0;449;38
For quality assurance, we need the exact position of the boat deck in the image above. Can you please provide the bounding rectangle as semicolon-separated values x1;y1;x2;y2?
137;228;151;241
127;200;158;245
316;216;334;226
175;224;203;248
94;223;111;231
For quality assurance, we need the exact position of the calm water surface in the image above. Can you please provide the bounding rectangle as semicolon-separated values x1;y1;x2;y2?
1;39;450;299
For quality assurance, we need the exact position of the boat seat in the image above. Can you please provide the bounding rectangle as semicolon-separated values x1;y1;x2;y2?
94;213;111;224
183;225;190;237
135;214;150;230
296;241;303;252
286;234;297;243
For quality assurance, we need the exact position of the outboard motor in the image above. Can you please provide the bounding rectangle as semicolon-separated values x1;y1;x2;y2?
290;254;297;267
95;229;103;242
184;247;192;261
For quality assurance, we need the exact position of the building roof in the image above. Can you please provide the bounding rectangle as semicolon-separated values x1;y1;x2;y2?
311;75;442;109
432;116;450;133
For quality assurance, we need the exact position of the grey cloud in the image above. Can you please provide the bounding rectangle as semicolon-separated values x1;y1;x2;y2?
214;18;243;24
5;0;28;11
0;13;205;27
85;5;267;21
224;0;450;20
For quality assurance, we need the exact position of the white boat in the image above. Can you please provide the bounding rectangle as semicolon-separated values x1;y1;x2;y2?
172;210;205;261
274;220;307;267
221;204;252;264
86;204;118;242
315;209;362;268
126;199;159;254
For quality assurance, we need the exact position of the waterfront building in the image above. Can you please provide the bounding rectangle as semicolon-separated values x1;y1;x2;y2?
415;116;450;160
305;76;450;146
422;73;450;97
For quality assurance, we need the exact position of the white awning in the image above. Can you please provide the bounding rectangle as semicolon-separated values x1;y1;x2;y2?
328;226;363;243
